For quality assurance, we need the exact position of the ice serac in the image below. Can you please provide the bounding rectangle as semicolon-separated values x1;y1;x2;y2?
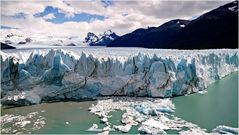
0;48;238;105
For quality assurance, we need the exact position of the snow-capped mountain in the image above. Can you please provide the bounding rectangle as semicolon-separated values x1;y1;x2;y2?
2;33;27;44
0;30;118;49
0;33;88;48
84;32;99;45
84;30;119;46
109;1;238;49
228;1;238;12
108;19;190;48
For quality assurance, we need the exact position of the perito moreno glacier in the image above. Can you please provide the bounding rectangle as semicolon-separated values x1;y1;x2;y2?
1;48;238;105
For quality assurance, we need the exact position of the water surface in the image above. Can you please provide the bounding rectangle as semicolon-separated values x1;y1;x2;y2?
172;72;238;131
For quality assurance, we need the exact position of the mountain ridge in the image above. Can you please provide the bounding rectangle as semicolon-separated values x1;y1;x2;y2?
108;1;238;49
84;30;119;46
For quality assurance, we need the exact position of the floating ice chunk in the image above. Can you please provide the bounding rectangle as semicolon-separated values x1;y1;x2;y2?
157;106;175;113
102;126;111;131
98;130;109;135
212;125;239;134
15;120;31;127
198;90;207;94
101;117;108;123
135;105;149;115
138;126;152;134
1;111;45;134
179;128;209;135
135;105;158;116
113;124;132;133
121;113;138;125
148;109;158;116
87;124;102;132
135;116;145;123
142;118;169;130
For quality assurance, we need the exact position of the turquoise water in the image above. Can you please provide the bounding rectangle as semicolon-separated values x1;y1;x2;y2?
1;72;238;134
172;72;238;131
1;101;102;134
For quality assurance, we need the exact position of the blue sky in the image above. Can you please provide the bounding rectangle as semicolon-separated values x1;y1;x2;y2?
1;0;230;38
1;25;18;29
34;6;106;24
13;12;27;19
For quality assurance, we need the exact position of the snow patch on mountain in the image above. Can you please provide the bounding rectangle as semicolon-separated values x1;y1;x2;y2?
84;30;119;46
180;24;185;28
228;1;238;12
228;5;238;12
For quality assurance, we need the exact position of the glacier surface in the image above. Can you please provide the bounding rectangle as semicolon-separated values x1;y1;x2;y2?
0;48;238;105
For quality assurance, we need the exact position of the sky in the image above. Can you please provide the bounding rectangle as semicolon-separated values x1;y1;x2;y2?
0;0;231;39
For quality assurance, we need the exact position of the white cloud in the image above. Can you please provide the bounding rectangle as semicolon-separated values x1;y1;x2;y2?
42;13;56;20
0;0;232;40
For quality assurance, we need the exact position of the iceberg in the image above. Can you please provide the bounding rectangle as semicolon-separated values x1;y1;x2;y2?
142;118;169;130
157;106;175;113
0;112;45;134
212;125;239;134
138;126;152;134
0;48;238;105
113;124;132;133
87;124;102;132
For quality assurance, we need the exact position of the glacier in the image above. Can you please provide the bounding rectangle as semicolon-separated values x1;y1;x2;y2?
0;48;238;105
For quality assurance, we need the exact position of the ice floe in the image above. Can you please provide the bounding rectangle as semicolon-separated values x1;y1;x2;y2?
88;97;210;134
0;111;46;134
212;125;239;134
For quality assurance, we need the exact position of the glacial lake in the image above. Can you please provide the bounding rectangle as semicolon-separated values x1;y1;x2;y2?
1;72;238;134
172;72;238;131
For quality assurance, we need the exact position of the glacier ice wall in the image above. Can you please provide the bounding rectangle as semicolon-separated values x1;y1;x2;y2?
0;48;238;105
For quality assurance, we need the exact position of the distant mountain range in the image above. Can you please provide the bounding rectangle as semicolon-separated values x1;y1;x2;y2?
84;30;119;46
108;1;238;49
0;33;87;49
1;1;237;49
0;30;119;49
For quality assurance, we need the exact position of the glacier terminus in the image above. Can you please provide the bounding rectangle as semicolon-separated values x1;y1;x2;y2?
0;47;238;105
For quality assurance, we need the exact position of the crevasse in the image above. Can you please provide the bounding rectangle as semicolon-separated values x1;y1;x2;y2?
0;49;238;105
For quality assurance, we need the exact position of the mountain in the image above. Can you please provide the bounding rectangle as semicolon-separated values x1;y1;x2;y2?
84;30;119;46
1;42;16;49
108;19;190;48
0;33;87;48
108;1;238;49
